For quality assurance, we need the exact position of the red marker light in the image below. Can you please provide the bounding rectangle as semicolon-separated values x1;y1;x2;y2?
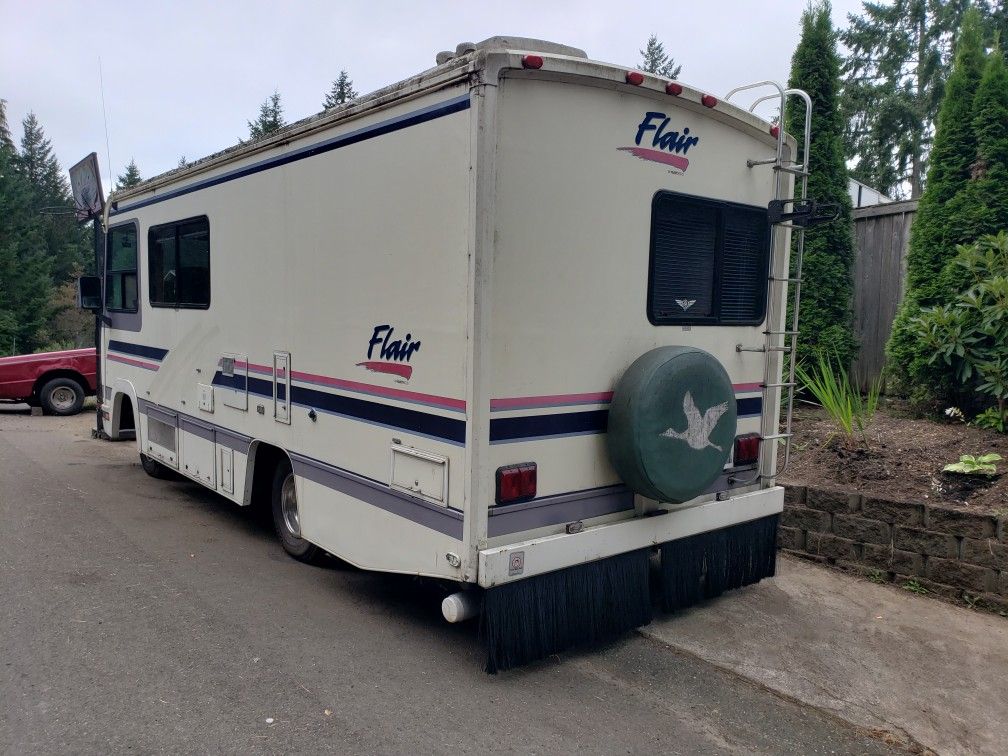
701;94;718;108
733;434;761;466
522;55;544;69
770;125;780;139
666;82;683;96
496;463;537;504
626;71;645;85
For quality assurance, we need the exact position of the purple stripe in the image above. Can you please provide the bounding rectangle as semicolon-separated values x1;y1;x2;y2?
488;485;634;537
290;452;463;540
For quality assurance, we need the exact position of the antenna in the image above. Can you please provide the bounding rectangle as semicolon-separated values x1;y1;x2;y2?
98;57;113;187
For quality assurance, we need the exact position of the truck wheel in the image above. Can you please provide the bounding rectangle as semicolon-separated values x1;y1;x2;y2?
39;377;85;416
271;461;322;563
140;453;175;479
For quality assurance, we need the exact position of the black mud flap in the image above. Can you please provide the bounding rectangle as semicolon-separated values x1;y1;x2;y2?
659;514;779;611
481;548;653;674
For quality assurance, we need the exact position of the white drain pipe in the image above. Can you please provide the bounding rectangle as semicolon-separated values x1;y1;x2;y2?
442;590;481;623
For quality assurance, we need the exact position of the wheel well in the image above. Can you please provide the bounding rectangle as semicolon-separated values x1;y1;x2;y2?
33;370;89;400
246;442;290;509
116;393;136;432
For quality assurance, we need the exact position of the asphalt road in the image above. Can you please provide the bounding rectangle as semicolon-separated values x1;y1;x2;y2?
0;408;893;755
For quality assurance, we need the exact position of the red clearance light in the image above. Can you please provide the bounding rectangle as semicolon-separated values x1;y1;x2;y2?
701;94;718;108
522;54;544;69
770;125;780;139
734;434;761;466
626;71;645;85
665;82;683;96
496;463;537;504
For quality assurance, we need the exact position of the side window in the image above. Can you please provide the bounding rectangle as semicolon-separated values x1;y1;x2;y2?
647;192;769;326
105;224;138;312
148;216;210;308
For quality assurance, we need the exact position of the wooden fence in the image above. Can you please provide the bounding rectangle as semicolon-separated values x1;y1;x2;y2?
850;200;918;390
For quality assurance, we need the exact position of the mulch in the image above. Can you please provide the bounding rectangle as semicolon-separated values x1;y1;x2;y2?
778;400;1008;515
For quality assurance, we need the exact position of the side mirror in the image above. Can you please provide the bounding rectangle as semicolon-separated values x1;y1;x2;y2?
77;275;102;312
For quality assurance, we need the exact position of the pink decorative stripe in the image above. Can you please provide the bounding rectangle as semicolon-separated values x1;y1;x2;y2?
618;146;690;171
295;368;465;412
221;359;465;412
491;392;614;412
108;353;159;371
491;383;764;411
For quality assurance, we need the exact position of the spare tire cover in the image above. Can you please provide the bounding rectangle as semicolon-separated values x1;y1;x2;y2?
608;346;737;503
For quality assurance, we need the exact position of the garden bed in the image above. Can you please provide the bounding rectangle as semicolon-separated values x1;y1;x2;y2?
780;401;1008;514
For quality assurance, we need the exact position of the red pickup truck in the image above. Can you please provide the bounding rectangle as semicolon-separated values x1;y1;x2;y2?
0;348;97;415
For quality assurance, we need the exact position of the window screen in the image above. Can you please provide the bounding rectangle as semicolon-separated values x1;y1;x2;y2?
148;216;210;308
648;192;769;325
105;223;138;312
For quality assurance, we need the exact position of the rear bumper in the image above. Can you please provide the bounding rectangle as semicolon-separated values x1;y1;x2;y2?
477;485;783;588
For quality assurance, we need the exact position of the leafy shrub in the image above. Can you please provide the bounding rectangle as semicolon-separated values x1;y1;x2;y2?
795;351;881;446
943;453;1001;476
909;232;1008;430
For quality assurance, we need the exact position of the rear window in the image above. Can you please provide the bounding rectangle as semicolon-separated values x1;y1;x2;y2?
647;192;769;325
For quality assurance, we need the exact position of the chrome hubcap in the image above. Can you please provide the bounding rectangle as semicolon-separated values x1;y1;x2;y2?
281;473;301;537
50;387;76;411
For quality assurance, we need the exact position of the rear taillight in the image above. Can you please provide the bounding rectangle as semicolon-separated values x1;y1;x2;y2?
496;463;537;504
733;434;761;466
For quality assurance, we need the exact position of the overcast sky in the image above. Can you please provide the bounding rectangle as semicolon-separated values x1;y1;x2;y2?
2;0;865;189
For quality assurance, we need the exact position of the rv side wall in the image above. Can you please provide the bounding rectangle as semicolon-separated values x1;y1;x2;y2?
103;82;477;580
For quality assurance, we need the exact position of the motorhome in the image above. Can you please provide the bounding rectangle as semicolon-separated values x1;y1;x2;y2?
85;37;823;671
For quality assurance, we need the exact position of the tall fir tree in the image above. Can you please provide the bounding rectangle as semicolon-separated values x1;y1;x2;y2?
841;0;971;198
638;35;681;78
885;9;986;398
787;1;857;366
115;158;142;190
248;90;286;140
323;71;358;109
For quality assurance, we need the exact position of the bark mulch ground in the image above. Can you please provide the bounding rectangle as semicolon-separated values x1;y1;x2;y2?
779;401;1008;515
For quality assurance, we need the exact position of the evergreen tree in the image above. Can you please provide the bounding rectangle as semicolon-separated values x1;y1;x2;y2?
323;71;358;109
841;0;971;198
787;1;857;366
115;158;142;190
639;35;681;79
886;10;986;398
18;112;68;204
0;99;13;152
248;90;286;139
0;115;55;354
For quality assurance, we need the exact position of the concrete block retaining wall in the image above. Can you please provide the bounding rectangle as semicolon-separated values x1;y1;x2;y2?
780;485;1008;612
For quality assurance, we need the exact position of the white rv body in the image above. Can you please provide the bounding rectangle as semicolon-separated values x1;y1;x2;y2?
100;40;793;590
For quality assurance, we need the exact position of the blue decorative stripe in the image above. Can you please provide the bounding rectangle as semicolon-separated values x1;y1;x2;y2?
212;372;466;446
107;339;168;361
110;94;472;216
490;410;609;443
490;398;763;443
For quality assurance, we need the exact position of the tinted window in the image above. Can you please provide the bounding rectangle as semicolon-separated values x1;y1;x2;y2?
648;192;769;325
148;217;210;308
105;224;138;312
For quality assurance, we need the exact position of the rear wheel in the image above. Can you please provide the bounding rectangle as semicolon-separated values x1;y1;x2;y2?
39;377;85;416
140;453;175;479
271;461;322;563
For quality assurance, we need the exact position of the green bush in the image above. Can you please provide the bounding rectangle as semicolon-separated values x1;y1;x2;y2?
909;233;1008;429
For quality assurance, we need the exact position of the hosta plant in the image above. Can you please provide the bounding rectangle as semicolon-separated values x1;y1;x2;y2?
943;453;1002;476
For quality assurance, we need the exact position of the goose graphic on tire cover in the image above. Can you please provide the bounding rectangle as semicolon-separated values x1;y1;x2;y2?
607;346;737;503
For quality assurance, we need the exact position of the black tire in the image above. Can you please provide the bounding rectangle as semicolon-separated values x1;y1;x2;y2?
140;453;175;479
38;377;85;416
271;459;322;563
